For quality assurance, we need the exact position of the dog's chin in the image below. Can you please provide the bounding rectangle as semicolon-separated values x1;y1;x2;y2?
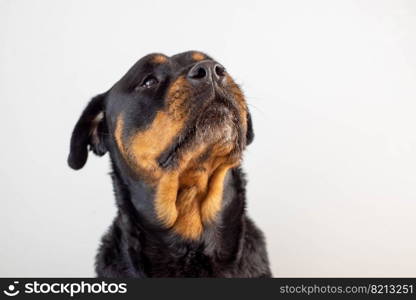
158;100;244;169
195;104;238;143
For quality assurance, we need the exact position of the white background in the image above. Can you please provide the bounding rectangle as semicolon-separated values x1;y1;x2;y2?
1;0;416;277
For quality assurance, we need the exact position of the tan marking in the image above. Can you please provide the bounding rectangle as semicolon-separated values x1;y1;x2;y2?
152;55;167;64
114;76;190;179
154;140;240;240
200;164;233;223
155;171;179;227
172;186;202;239
192;52;205;61
154;144;206;230
115;114;127;157
128;110;184;175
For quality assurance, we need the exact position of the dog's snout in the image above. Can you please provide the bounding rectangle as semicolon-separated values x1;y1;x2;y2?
188;61;225;84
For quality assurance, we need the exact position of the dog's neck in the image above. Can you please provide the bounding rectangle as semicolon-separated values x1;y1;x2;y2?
152;155;238;240
110;158;246;257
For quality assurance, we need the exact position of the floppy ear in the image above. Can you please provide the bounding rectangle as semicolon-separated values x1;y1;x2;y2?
246;111;254;145
68;94;108;170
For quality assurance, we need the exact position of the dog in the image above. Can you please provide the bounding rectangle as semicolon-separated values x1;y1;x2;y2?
68;51;271;277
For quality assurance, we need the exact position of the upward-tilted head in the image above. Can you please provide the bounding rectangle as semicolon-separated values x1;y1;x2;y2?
68;51;254;240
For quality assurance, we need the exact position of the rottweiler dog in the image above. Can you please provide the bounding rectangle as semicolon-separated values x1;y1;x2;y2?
68;51;271;277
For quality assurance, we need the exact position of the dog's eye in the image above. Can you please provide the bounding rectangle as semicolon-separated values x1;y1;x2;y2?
141;76;158;89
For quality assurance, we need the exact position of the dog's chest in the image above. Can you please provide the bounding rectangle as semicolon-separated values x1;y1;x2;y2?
144;249;219;277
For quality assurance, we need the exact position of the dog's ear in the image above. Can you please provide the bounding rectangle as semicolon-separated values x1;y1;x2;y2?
68;94;108;170
246;112;254;145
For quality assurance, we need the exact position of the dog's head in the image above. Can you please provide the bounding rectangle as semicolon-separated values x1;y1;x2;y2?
68;51;254;239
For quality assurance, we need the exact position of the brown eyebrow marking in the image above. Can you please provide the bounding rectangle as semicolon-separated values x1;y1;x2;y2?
152;55;168;64
191;52;205;61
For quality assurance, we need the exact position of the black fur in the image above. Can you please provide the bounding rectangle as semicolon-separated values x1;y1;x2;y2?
68;51;271;277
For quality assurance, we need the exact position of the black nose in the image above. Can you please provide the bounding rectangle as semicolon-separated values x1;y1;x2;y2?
188;61;225;83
